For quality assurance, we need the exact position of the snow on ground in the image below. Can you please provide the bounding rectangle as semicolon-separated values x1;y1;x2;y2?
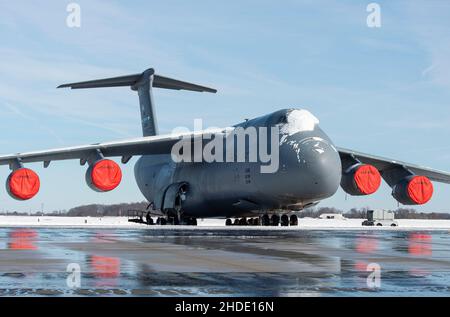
0;216;143;228
0;216;450;230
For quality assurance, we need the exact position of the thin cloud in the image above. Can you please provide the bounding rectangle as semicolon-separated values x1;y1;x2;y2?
2;101;65;145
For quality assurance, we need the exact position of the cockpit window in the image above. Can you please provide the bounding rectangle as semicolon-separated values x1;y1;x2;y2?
276;115;287;124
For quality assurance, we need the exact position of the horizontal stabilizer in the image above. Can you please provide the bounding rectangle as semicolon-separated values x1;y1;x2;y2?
57;74;141;89
57;68;217;93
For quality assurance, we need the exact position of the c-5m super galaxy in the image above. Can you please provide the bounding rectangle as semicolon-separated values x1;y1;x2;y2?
1;68;449;226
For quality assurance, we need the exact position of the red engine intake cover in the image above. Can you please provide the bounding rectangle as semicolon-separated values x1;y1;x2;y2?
407;175;433;205
392;175;433;205
86;159;122;192
6;168;40;200
354;164;381;195
340;164;381;196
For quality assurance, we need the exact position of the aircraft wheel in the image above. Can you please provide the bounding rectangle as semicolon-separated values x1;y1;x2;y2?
225;218;232;226
191;218;197;226
159;218;167;225
271;214;280;226
261;214;270;226
239;218;248;226
233;218;240;226
290;215;298;226
181;217;194;225
376;223;382;227
281;214;289;227
146;214;154;225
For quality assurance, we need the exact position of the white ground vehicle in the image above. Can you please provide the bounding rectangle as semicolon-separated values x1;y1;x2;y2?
362;209;398;227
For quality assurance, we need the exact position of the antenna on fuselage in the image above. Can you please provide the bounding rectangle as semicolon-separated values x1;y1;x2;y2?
57;68;217;137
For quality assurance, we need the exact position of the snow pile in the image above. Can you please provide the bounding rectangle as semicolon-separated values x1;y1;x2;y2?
279;109;319;135
0;216;143;228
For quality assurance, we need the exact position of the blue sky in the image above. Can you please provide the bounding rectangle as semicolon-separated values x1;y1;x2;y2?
0;1;449;213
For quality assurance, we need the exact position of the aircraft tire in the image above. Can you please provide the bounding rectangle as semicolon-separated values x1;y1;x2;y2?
239;218;248;226
261;214;270;226
290;215;298;226
271;214;280;226
281;214;289;226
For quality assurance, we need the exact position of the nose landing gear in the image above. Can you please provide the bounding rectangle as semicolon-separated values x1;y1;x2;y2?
155;215;197;226
156;217;167;225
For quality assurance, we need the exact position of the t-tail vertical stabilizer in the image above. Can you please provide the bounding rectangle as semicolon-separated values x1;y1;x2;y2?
57;68;217;137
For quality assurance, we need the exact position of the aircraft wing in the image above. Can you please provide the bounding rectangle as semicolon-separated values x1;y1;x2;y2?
2;137;449;184
0;131;212;167
337;147;450;184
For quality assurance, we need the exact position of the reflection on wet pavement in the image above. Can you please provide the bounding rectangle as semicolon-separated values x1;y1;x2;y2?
8;229;38;250
0;228;449;296
409;233;433;256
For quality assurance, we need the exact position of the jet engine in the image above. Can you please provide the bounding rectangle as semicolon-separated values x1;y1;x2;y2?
392;175;433;205
6;168;40;200
340;163;381;196
86;159;122;192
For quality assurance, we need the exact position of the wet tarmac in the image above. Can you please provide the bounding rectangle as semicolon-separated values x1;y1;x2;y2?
0;227;449;296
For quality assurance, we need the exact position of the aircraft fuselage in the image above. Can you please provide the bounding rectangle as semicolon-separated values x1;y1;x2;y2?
134;108;342;218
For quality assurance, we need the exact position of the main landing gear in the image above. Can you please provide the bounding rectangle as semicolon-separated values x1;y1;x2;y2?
225;214;299;227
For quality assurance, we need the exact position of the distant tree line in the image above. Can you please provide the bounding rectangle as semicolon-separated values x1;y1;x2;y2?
0;201;148;217
301;207;450;220
64;201;149;217
1;203;450;219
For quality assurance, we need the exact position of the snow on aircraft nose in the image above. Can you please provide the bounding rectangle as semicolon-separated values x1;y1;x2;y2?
278;136;342;200
298;137;341;198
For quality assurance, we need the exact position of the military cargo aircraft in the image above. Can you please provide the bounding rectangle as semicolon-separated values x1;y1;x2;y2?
1;68;449;226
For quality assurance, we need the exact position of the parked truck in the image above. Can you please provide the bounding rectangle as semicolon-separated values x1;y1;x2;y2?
362;209;398;227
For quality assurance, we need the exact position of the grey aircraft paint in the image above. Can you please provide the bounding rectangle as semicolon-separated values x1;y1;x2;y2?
1;68;450;222
134;108;342;218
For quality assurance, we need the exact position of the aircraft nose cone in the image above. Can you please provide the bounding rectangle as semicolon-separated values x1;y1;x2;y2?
278;136;342;200
298;138;342;198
